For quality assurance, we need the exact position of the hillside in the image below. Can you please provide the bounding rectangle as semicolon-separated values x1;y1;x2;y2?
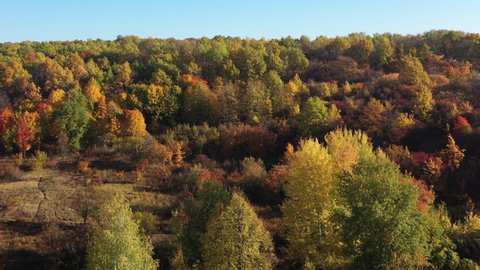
1;32;480;269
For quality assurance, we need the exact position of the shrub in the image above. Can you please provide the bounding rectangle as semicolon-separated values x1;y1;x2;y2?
145;163;172;190
133;211;159;235
117;136;173;165
31;150;47;170
240;156;267;182
78;160;90;173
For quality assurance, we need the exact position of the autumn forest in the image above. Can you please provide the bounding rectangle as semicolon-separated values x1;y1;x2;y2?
1;31;480;269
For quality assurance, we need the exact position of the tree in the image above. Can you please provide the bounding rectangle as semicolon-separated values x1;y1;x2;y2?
271;75;302;117
16;112;38;156
83;78;103;104
47;89;67;108
127;83;179;124
340;151;431;269
298;97;341;138
181;79;218;124
324;128;373;173
236;46;267;81
282;47;309;78
216;82;240;123
201;193;275;270
325;37;351;60
121;109;147;137
399;55;431;87
173;181;232;267
370;36;394;68
282;139;343;268
412;86;434;121
65;53;89;82
439;134;465;171
263;70;284;98
357;98;388;138
241;80;272;124
113;62;132;91
34;58;77;96
56;89;91;152
86;193;158;270
347;36;374;64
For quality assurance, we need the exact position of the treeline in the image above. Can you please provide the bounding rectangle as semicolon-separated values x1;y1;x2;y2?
1;30;480;269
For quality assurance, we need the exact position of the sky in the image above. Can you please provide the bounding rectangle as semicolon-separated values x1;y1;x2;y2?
1;0;479;42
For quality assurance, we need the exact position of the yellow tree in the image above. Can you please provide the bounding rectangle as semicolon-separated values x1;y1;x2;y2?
121;109;147;137
399;55;431;87
202;193;275;270
47;89;67;108
282;139;343;268
86;193;158;270
83;78;103;104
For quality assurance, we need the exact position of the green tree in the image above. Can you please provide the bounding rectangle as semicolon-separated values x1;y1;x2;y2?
347;36;374;64
174;182;232;267
370;36;394;68
282;47;309;78
298;97;341;138
340;151;431;269
202;193;275;270
237;46;267;81
86;193;158;270
263;70;284;97
56;88;91;152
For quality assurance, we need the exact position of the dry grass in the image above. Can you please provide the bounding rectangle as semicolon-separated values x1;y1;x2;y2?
0;157;178;260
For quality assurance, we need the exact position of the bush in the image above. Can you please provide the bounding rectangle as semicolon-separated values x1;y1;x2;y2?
240;156;267;182
78;160;90;173
458;259;480;270
31;150;48;170
117;136;173;165
215;124;277;162
133;211;159;235
145;163;172;190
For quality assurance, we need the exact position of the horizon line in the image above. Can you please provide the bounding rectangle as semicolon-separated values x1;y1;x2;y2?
0;29;475;43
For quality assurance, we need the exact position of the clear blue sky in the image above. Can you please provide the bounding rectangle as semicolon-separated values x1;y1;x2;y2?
1;0;479;42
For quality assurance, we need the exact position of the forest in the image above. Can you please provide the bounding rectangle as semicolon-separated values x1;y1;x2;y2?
0;30;480;269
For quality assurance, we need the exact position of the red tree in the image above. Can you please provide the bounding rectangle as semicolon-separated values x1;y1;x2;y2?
16;115;35;155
